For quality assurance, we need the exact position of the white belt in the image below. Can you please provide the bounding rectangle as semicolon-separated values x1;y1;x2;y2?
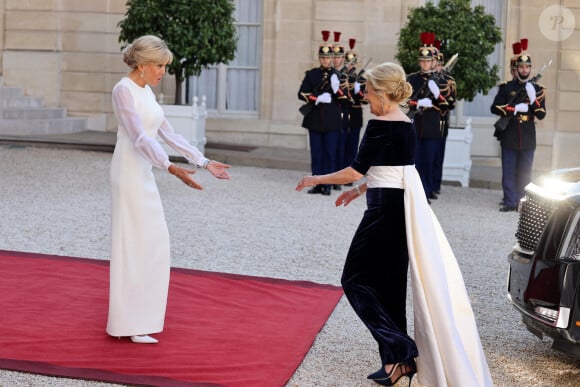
366;166;410;189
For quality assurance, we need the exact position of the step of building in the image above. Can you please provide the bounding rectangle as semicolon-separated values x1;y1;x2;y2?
0;86;23;98
1;107;67;120
0;117;87;136
0;96;43;108
0;83;87;135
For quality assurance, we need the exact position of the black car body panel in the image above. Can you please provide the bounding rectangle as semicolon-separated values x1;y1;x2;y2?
507;167;580;359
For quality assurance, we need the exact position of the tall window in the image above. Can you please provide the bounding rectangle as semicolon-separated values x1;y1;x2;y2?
462;0;504;117
187;0;262;116
429;0;504;118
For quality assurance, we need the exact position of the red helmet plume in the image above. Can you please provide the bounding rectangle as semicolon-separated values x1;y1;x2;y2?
349;38;356;50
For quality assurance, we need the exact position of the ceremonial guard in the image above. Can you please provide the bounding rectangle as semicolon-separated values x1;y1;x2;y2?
491;38;546;212
406;32;449;201
432;40;457;195
493;41;522;141
331;31;349;190
298;30;347;195
342;38;367;178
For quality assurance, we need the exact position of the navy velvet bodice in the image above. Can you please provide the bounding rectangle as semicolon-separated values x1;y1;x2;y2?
351;119;416;175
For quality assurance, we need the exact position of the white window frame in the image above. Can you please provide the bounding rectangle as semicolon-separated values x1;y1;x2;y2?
187;0;262;119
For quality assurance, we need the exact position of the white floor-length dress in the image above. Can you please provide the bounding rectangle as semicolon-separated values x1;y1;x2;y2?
106;77;208;337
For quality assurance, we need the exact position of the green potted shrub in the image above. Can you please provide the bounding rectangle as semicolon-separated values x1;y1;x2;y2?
117;0;238;154
118;0;238;105
396;0;502;103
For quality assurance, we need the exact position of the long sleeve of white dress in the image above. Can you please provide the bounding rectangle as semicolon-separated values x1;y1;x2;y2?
112;82;209;170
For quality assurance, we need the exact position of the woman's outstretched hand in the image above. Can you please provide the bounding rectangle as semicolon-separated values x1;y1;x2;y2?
207;160;231;180
296;176;317;191
168;164;203;190
335;187;362;207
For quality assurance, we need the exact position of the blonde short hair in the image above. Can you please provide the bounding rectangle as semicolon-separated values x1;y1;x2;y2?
122;35;174;69
364;62;413;104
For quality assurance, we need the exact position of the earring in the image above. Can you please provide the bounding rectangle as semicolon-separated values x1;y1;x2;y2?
378;96;385;115
140;71;144;79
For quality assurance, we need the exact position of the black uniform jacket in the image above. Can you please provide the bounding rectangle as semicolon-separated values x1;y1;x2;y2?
298;66;345;133
346;66;367;129
406;71;449;139
440;73;456;137
490;78;546;150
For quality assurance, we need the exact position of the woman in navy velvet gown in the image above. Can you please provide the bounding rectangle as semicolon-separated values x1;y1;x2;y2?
296;62;492;387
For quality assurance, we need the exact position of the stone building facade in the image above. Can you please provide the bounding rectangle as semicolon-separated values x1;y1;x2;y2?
0;0;578;171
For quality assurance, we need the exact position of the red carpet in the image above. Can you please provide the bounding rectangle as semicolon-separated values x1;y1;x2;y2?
0;250;343;386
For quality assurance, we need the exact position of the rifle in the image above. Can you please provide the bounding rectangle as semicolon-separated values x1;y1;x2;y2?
298;71;332;116
405;71;440;119
354;57;372;81
442;53;459;75
405;53;460;119
493;59;552;132
345;57;373;103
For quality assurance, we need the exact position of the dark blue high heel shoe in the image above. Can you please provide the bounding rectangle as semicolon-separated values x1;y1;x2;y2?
367;367;389;380
367;360;416;386
388;361;416;387
367;363;401;385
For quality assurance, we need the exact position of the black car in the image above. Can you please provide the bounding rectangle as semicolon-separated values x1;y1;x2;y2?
507;167;580;359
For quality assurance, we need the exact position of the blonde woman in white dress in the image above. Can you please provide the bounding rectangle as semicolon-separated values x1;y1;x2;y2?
107;35;230;344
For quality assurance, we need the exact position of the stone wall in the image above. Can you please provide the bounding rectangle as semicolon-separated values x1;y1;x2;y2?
552;0;580;169
1;0;126;131
504;0;580;170
205;0;421;150
0;0;579;171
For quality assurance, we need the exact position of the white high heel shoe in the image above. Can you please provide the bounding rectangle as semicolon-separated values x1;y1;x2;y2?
130;335;158;344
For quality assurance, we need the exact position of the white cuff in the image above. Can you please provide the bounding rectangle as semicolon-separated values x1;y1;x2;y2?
199;158;210;168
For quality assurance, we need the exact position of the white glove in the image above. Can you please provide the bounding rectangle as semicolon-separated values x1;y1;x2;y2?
315;92;332;105
354;81;361;95
330;74;339;93
428;79;440;99
417;98;433;108
525;82;536;104
513;103;529;115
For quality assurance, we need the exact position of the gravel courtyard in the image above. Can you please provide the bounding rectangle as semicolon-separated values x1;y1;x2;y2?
0;145;578;386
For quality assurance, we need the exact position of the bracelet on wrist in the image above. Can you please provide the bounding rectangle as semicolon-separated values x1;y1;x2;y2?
355;185;361;195
202;159;210;169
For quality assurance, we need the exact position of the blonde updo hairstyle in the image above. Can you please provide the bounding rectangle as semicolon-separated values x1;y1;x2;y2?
364;62;413;104
122;35;174;69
